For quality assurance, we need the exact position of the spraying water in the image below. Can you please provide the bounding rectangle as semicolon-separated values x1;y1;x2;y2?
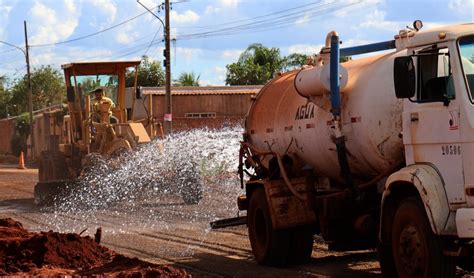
40;125;245;256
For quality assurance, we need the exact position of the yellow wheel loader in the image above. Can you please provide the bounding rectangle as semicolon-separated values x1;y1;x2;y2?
34;61;153;204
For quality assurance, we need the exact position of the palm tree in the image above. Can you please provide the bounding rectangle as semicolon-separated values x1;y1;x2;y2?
176;72;200;86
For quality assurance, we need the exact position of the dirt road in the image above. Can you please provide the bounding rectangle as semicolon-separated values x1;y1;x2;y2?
0;166;468;277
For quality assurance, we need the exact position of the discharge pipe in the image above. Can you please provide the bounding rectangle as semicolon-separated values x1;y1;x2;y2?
330;34;358;197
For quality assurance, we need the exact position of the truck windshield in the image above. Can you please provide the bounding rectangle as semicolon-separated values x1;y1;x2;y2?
459;36;474;99
72;74;118;103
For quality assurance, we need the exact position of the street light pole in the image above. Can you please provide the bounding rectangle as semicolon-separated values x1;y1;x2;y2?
137;0;172;135
24;21;35;160
164;0;172;134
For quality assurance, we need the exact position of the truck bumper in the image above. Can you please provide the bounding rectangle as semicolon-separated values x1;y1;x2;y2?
456;208;474;238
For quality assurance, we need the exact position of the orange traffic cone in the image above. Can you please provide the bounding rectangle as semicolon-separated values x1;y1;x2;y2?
18;151;26;170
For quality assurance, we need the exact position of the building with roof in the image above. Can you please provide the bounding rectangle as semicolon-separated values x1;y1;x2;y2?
126;85;261;132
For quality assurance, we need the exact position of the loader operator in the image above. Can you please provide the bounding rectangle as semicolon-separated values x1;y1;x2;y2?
90;87;116;152
92;88;115;124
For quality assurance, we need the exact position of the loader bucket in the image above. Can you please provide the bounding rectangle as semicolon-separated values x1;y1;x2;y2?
34;180;72;205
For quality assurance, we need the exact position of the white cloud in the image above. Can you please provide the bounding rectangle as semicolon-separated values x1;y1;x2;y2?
286;44;324;55
170;28;178;40
213;66;227;84
90;0;117;24
29;0;80;45
336;0;383;16
0;4;13;40
448;0;474;16
221;49;242;60
205;5;221;15
30;46;113;67
176;47;203;63
64;0;75;13
116;32;133;45
206;0;241;15
342;39;373;47
171;10;200;24
359;9;402;31
199;79;212;86
220;0;241;8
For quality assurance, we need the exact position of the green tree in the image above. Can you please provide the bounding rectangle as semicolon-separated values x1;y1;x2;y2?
282;53;308;71
225;44;355;85
9;66;65;114
0;76;12;118
225;43;284;85
340;56;352;63
78;77;101;95
126;55;165;87
175;72;200;86
10;112;30;155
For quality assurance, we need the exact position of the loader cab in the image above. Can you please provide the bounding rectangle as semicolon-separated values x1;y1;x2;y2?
394;26;474;208
62;61;140;145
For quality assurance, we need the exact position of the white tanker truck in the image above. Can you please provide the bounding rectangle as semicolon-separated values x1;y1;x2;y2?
211;21;474;276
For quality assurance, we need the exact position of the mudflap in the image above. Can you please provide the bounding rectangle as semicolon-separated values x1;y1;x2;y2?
34;180;73;205
263;178;317;230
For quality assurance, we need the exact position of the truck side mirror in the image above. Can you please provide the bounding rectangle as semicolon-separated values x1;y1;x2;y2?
394;56;416;98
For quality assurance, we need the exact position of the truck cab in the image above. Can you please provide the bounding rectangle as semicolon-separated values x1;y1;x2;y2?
383;23;474;276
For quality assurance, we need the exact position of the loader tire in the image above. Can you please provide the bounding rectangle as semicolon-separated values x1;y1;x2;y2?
180;181;203;205
391;197;456;278
248;188;290;266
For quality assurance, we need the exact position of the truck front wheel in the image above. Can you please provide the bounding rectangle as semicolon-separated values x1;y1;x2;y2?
391;197;455;278
248;188;290;266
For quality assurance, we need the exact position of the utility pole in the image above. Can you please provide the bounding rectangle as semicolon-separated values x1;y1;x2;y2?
137;0;172;135
164;0;172;134
24;20;35;160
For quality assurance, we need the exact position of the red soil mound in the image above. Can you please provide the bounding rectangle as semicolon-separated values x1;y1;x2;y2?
0;218;190;277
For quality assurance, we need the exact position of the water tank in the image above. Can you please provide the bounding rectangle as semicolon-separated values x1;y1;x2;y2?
245;51;405;181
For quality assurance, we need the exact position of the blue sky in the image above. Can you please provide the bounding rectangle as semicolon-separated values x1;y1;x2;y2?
0;0;473;86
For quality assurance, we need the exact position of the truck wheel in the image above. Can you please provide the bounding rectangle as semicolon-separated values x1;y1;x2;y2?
288;226;313;264
391;197;455;278
248;188;289;266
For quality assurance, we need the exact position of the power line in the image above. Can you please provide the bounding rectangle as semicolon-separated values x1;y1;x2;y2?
179;1;356;39
143;25;163;57
174;0;324;30
84;37;164;61
62;1;358;61
30;4;161;48
0;47;19;54
177;1;360;41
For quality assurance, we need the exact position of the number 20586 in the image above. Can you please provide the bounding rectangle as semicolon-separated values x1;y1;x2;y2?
441;145;461;156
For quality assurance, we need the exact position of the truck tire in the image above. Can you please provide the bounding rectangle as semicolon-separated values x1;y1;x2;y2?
391;197;455;278
288;226;313;264
248;188;290;266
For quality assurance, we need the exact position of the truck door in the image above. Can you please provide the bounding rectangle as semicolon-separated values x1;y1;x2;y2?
403;43;466;204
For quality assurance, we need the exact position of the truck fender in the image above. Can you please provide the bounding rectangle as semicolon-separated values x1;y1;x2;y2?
381;163;450;237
